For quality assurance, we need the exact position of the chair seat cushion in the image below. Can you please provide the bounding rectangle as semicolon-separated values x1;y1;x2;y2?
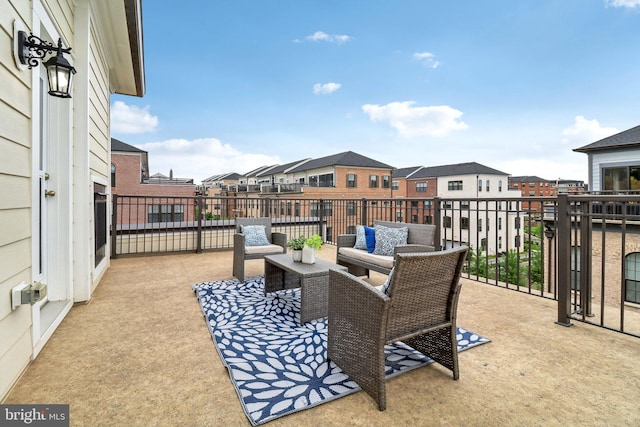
245;244;283;255
338;247;394;269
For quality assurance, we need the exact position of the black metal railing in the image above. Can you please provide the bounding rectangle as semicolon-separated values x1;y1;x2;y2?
111;194;640;337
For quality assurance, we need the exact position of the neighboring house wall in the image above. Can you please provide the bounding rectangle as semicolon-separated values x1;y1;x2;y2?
0;0;143;400
586;149;640;191
112;152;196;225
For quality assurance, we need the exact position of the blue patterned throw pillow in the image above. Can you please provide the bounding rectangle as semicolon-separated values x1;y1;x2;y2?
354;225;367;250
373;225;408;256
241;225;270;246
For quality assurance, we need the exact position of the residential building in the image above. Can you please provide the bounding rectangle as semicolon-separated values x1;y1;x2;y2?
111;138;196;225
404;162;522;254
1;0;144;400
509;176;555;214
574;124;640;192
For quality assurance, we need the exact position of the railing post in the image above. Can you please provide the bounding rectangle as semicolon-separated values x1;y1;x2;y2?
433;197;442;250
360;198;367;225
318;198;325;239
556;194;572;327
579;200;592;316
111;194;118;259
196;195;203;253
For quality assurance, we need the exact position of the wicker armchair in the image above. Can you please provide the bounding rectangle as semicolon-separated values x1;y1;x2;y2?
232;218;286;282
327;246;469;411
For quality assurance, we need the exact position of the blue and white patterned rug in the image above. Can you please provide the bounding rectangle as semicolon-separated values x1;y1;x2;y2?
192;276;490;426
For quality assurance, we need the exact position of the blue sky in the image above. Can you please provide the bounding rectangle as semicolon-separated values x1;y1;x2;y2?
111;0;640;184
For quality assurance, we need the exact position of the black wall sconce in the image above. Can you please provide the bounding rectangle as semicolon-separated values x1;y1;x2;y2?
16;31;76;98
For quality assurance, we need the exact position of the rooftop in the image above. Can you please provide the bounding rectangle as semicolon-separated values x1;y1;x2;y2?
5;247;639;425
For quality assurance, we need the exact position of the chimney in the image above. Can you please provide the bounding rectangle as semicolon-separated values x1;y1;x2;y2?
169;169;173;180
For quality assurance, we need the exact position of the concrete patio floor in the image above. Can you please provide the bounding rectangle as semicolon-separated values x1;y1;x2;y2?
3;246;640;426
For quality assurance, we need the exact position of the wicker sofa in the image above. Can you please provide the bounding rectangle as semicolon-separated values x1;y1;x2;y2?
336;220;437;277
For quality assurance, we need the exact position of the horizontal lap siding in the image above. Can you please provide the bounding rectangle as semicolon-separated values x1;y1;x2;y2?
0;0;35;401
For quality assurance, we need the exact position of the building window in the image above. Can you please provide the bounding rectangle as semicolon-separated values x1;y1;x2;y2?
411;214;418;224
460;217;469;230
311;201;333;217
513;182;519;189
448;180;463;191
148;204;184;223
444;216;452;228
424;200;432;209
515;217;520;229
326;227;333;243
486;180;490;192
347;225;356;234
370;175;378;188
478;218;482;232
392;181;399;191
396;211;403;221
603;166;640;191
481;238;487;251
478;179;483;192
498;217;502;230
411;201;419;208
625;252;640;303
294;202;300;216
529;182;535;188
460;201;470;210
110;164;116;187
347;201;355;216
382;175;390;189
347;173;357;188
424;215;432;224
498;236;502;250
498;180;502;192
416;182;427;192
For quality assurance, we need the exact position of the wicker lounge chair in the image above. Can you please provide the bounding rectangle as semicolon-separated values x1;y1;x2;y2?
327;246;469;410
232;218;286;282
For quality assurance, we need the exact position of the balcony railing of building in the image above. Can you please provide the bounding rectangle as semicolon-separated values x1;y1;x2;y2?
111;193;640;338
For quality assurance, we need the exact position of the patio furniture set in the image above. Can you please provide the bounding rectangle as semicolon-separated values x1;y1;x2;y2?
232;217;469;410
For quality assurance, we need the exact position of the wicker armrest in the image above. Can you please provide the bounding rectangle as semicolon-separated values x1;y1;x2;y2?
233;232;245;249
394;244;435;255
272;232;287;249
337;234;357;249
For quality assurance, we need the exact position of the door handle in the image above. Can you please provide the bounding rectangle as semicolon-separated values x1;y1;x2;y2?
45;190;56;197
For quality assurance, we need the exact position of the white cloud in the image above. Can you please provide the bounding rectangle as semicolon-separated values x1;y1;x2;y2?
561;116;619;146
412;51;440;69
362;101;468;138
295;31;351;44
313;82;341;95
134;138;280;183
111;101;159;134
605;0;640;8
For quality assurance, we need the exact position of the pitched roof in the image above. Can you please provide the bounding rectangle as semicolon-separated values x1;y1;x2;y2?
111;137;146;153
392;166;423;179
287;151;393;173
408;162;508;179
256;158;311;176
242;165;277;177
509;176;550;182
573;124;640;153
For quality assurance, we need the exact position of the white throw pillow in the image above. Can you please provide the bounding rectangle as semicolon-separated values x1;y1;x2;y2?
241;225;270;246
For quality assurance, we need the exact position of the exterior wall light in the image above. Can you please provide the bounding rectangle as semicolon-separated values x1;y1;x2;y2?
16;31;76;98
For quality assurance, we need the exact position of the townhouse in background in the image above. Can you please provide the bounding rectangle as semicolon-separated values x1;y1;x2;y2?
574;124;640;192
111;138;196;225
1;0;145;400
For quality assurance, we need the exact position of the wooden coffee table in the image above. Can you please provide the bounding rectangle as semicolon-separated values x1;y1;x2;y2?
264;254;347;324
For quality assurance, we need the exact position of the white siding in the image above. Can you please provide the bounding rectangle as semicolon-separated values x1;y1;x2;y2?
589;149;640;191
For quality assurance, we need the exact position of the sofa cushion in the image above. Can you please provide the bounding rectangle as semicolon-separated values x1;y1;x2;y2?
364;226;376;253
241;225;270;246
354;225;368;250
338;247;394;269
373;225;408;256
245;244;283;255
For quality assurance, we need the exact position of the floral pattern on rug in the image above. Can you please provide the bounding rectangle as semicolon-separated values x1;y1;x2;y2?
193;276;490;426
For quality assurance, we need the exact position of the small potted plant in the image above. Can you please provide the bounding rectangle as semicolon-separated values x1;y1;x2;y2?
302;234;322;264
287;235;306;262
